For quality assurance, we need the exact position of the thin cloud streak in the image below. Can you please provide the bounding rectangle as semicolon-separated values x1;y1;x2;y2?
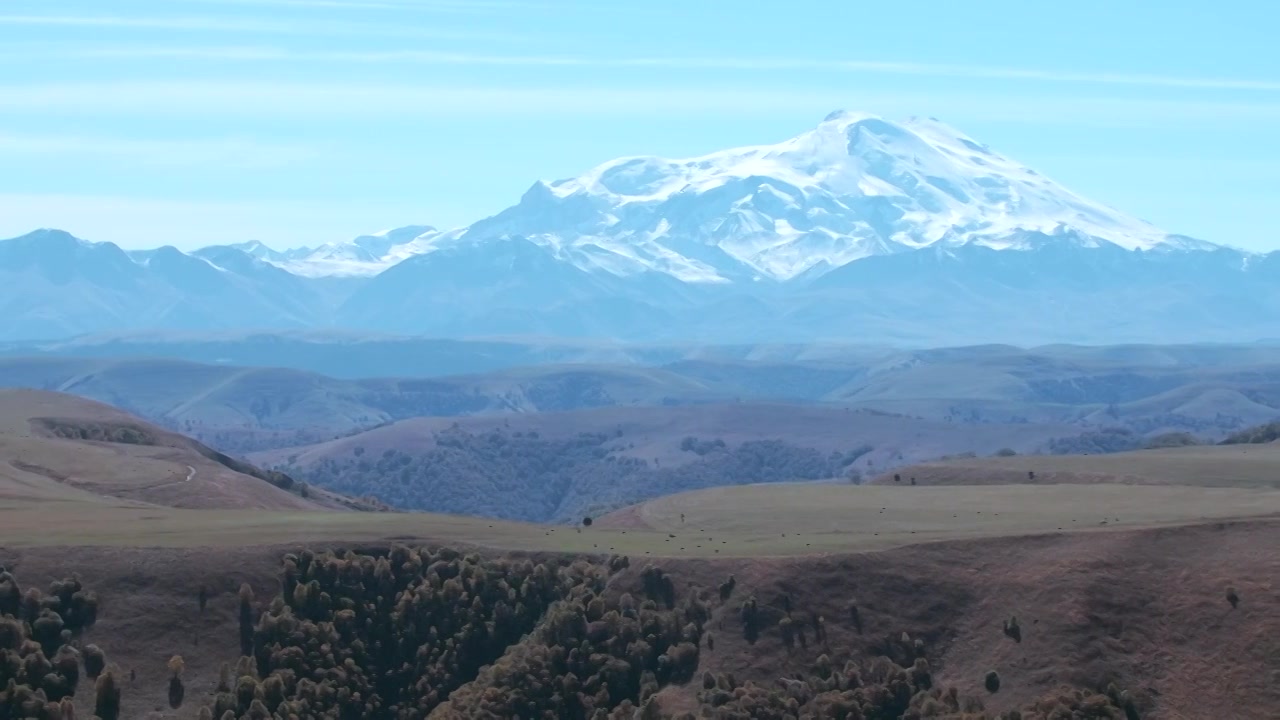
24;45;1280;92
167;0;543;10
4;81;1280;124
0;15;520;40
0;132;317;168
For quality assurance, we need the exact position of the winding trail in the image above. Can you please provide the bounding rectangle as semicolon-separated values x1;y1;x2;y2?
185;465;196;482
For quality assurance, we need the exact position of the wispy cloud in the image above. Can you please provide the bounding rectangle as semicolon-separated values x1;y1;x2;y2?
0;15;518;40
20;44;1280;93
0;132;317;168
3;81;1280;125
166;0;540;10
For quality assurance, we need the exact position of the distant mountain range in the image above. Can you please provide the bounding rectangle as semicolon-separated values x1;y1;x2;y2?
4;111;1279;344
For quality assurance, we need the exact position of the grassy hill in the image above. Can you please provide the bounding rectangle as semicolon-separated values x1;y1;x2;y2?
0;389;375;511
1;501;1277;717
871;442;1280;490
5;347;1280;717
1;422;1279;718
5;343;1280;456
0;356;740;451
252;403;1077;522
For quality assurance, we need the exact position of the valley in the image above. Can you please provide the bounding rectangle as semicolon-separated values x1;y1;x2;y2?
0;370;1277;718
0;381;1274;712
4;342;1280;524
4;57;1279;717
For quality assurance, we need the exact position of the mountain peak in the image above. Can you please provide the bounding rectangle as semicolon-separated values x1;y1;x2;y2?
460;112;1198;281
821;109;882;125
7;228;87;247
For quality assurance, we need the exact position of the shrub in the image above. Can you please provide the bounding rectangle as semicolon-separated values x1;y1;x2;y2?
984;670;1001;694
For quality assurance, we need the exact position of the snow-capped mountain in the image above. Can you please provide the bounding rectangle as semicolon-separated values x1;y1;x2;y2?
247;225;457;278
206;111;1219;283
6;112;1280;345
443;110;1215;282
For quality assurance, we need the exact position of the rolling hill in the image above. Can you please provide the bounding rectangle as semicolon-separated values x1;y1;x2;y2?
871;442;1280;490
0;389;373;511
3;343;1280;453
250;403;1080;522
2;477;1278;717
1;408;1278;717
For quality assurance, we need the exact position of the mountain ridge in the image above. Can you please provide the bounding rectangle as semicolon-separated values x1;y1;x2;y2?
4;111;1279;344
198;111;1229;281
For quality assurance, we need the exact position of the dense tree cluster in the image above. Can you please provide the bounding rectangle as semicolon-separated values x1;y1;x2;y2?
437;566;709;719
35;418;157;446
1140;432;1200;449
204;546;634;718
180;544;1156;720
0;568;107;720
283;428;872;522
1221;420;1280;445
1046;429;1144;456
696;657;1139;719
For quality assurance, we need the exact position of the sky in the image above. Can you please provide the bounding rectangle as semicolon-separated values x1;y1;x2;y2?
1;0;1278;251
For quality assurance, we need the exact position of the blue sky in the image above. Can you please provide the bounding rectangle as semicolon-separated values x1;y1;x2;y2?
1;0;1278;250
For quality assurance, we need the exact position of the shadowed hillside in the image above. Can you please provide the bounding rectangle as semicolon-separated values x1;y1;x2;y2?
2;517;1276;718
253;404;1075;522
4;343;1280;455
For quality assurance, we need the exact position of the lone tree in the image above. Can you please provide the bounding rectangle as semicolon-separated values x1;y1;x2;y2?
718;574;736;601
95;665;123;720
237;583;255;657
83;644;107;679
168;655;186;709
984;670;1001;694
1226;586;1240;609
740;596;760;644
216;661;231;692
1003;616;1022;643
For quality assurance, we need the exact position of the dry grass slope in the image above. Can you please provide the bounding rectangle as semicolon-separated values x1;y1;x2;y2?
0;389;348;511
2;518;1276;719
874;443;1280;489
2;392;1279;718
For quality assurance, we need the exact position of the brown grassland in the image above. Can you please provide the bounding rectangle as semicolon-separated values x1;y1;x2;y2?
0;390;1277;718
